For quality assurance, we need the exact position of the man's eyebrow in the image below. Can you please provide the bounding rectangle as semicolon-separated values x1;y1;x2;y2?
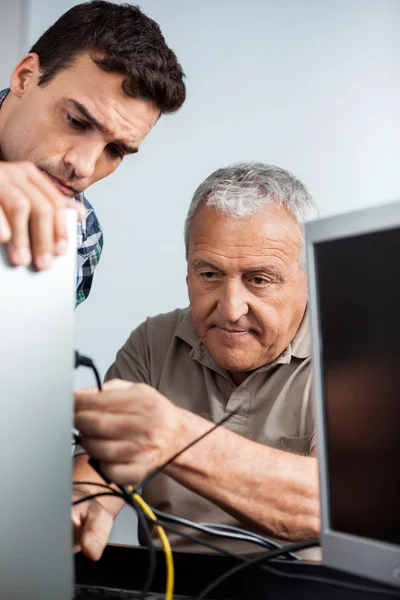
192;260;284;281
192;259;222;271
244;266;285;281
65;99;139;154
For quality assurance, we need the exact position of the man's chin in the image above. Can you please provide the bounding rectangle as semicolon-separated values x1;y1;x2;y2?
207;347;256;374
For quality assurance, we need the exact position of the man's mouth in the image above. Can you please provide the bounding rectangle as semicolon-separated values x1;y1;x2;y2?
213;326;251;338
43;171;78;197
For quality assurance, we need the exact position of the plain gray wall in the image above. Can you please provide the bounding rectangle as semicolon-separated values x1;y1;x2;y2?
21;0;400;545
0;1;27;85
26;0;400;389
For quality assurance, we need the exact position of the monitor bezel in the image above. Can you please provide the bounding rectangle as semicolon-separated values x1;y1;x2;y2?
306;200;400;589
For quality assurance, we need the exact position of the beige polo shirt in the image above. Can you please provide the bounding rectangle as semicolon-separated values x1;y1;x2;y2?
105;307;315;554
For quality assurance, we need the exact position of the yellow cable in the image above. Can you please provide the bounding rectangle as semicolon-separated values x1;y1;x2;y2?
127;486;174;600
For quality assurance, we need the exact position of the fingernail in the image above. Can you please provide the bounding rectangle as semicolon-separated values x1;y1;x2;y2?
36;252;53;270
11;247;31;266
55;239;68;255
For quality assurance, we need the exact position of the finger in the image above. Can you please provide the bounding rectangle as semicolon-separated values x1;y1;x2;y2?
100;462;150;486
25;164;86;222
79;438;137;463
74;386;100;397
0;205;11;243
103;379;136;391
72;504;85;554
27;191;56;270
75;411;140;439
74;380;134;399
81;503;114;561
53;204;68;255
2;186;32;266
75;385;137;413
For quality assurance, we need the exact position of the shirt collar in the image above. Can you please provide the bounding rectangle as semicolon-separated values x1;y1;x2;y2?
0;88;9;107
176;306;311;375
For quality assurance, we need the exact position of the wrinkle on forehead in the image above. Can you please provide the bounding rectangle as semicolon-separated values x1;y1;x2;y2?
192;243;293;268
54;54;158;144
190;204;303;269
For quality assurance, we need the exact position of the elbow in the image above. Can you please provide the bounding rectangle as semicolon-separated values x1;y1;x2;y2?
265;511;320;542
260;493;321;541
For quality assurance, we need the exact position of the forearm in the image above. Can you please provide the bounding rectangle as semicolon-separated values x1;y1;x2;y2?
73;455;125;518
165;409;320;541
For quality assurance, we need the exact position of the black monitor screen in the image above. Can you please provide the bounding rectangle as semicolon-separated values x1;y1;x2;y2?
315;227;400;546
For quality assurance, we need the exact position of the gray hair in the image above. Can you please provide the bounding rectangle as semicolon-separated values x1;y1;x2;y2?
184;162;318;268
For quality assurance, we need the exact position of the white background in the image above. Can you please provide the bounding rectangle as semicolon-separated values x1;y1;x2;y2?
2;0;400;545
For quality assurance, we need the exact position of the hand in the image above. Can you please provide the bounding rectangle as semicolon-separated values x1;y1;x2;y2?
0;161;86;269
74;380;186;485
72;485;117;560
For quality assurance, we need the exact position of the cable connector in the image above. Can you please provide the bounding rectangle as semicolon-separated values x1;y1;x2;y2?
74;350;102;391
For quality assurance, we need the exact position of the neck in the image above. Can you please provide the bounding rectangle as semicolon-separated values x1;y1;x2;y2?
230;371;250;386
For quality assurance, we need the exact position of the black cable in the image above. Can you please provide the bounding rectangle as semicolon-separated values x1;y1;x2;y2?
74;351;103;392
199;522;300;560
73;480;118;492
137;396;249;491
194;537;400;600
130;505;247;561
152;508;298;559
72;485;283;563
256;562;400;598
72;485;157;600
73;491;122;506
73;489;399;599
126;489;157;600
194;538;319;600
73;355;157;598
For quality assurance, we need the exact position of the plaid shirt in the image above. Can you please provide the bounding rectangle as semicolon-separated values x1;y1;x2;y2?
0;88;103;306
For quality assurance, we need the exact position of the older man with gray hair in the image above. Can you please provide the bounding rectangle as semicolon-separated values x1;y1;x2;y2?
73;162;320;559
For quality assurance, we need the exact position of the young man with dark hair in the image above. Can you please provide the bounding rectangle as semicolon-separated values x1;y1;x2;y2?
0;0;185;304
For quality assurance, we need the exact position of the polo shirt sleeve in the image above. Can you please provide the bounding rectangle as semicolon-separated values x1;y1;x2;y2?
105;320;151;384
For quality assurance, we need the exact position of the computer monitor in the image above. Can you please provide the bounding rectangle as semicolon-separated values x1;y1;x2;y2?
306;201;400;589
0;212;76;600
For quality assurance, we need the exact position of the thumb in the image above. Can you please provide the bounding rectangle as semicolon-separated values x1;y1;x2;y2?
81;503;114;561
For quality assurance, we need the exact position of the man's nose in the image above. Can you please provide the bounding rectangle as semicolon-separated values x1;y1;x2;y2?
64;143;101;180
217;279;249;323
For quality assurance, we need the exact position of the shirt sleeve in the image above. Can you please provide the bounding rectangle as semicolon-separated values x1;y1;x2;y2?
105;319;151;384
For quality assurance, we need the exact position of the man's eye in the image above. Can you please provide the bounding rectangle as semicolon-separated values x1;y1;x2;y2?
107;144;124;159
67;114;87;130
251;276;267;285
201;272;217;280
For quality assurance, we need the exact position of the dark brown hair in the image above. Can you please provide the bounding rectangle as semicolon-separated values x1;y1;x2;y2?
29;1;186;114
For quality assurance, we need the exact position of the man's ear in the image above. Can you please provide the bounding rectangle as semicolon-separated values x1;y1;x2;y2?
9;53;41;98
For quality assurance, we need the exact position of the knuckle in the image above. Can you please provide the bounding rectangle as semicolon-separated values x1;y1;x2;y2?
9;195;30;214
20;161;37;175
32;201;53;219
133;464;148;482
89;413;105;435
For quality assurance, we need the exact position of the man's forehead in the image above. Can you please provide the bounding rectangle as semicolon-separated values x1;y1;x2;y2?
190;204;302;267
52;54;159;137
192;207;301;247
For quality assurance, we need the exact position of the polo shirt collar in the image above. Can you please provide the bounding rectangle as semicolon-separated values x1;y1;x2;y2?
176;307;310;376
